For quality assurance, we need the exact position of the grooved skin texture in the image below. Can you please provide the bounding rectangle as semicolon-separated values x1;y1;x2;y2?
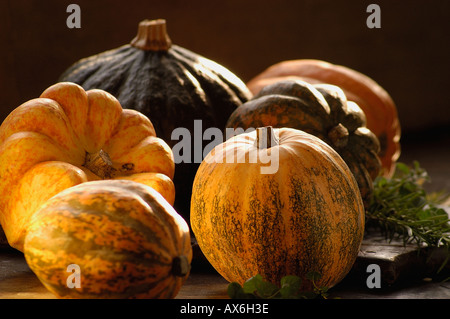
191;128;365;290
0;82;175;251
246;59;400;177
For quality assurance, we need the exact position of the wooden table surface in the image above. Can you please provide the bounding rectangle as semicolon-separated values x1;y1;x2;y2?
1;234;449;300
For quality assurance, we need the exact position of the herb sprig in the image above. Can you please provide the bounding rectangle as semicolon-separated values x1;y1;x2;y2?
366;161;450;249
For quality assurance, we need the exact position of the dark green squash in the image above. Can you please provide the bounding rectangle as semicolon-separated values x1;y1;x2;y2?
226;79;381;206
59;19;252;218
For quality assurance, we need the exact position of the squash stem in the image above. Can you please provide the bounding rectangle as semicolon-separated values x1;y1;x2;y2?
130;19;172;51
83;150;118;179
328;123;349;148
255;126;279;149
172;255;190;277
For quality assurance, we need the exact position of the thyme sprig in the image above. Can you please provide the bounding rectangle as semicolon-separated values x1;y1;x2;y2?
366;161;450;249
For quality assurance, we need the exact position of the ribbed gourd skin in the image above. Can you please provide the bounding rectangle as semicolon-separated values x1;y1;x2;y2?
60;43;252;217
24;180;192;299
191;128;365;290
246;59;400;177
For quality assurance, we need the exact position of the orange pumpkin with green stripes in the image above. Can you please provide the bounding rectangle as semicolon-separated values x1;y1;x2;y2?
190;127;365;289
24;179;192;299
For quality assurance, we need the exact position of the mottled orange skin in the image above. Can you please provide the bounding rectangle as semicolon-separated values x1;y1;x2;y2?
247;59;400;177
0;82;175;251
24;180;192;299
191;128;365;290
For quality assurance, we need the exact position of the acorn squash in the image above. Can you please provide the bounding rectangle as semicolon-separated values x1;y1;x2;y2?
247;59;400;176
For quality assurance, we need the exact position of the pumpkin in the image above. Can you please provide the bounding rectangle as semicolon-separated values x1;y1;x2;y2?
0;82;175;251
246;59;400;177
191;126;365;289
24;179;192;299
59;19;252;218
226;79;381;206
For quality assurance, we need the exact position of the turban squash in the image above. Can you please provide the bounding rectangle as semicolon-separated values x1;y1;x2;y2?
59;19;252;218
0;82;175;251
24;179;192;299
246;59;400;177
191;127;365;289
226;79;381;206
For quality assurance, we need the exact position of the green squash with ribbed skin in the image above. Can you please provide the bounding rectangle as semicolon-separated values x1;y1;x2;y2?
226;79;381;206
59;19;252;218
24;179;192;299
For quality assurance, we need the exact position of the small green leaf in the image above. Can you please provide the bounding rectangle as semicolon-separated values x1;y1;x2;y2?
255;279;278;298
279;275;302;298
227;282;256;299
242;274;263;294
395;162;410;175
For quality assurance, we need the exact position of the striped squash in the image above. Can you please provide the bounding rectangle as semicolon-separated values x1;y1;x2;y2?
191;127;365;289
24;180;192;299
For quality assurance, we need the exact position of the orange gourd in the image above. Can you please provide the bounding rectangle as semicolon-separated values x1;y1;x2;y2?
191;127;365;289
24;180;192;299
0;82;175;251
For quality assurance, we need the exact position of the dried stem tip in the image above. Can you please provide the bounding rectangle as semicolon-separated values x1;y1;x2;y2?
130;19;172;51
255;126;279;150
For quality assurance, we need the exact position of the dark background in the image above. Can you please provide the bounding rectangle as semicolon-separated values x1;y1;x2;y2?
1;0;449;137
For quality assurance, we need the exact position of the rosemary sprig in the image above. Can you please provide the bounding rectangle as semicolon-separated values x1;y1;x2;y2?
366;161;450;249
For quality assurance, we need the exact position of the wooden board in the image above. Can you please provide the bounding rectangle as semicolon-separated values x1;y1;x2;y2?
1;231;449;299
350;233;449;286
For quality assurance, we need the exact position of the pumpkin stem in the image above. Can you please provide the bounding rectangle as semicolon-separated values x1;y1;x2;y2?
83;150;118;179
130;19;172;51
171;255;190;277
255;126;279;149
328;123;349;148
